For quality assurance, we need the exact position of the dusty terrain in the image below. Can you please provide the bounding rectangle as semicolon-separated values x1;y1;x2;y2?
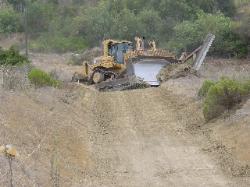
0;54;250;186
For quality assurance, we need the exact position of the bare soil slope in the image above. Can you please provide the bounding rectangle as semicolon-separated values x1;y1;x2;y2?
0;86;249;186
0;55;249;186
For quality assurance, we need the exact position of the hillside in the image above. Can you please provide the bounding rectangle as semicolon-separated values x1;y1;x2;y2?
0;0;249;186
0;53;250;186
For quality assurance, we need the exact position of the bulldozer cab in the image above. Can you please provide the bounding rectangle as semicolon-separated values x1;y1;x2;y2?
104;40;133;64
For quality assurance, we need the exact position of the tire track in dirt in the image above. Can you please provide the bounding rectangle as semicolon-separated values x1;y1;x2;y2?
82;87;246;187
1;85;249;186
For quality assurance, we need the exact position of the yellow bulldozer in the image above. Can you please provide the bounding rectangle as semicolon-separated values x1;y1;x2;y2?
83;39;134;84
73;34;215;91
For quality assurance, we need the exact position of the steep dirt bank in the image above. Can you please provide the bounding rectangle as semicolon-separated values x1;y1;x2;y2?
202;98;250;177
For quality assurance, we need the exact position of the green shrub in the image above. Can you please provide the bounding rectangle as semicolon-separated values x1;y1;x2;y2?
168;12;248;57
203;78;246;121
28;69;60;88
198;80;216;97
0;7;22;33
0;47;29;66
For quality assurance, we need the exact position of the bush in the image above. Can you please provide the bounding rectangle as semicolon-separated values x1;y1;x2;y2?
0;47;29;66
0;7;22;33
203;78;247;121
28;68;60;88
168;12;248;57
198;80;216;97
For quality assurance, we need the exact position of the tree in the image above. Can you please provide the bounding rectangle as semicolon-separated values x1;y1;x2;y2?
216;0;236;17
168;12;248;57
137;9;164;40
26;1;55;36
7;0;26;12
74;3;114;46
0;7;22;33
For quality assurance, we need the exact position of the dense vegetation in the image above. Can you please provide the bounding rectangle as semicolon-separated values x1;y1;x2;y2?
198;80;216;98
0;47;29;65
199;78;250;121
1;0;249;56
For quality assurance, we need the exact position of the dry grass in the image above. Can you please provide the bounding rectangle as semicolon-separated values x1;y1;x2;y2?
0;65;31;90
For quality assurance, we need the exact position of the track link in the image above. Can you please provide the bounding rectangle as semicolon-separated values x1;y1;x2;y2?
95;76;150;92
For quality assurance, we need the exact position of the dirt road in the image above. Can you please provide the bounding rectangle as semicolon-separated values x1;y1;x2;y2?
1;86;249;186
78;87;249;187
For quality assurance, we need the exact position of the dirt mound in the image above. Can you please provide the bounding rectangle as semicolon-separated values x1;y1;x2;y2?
157;63;194;82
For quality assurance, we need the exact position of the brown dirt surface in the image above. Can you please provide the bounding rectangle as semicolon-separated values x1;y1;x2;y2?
157;63;192;82
0;55;250;186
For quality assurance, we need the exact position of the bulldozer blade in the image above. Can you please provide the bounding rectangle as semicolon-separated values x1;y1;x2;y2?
129;58;170;86
193;33;215;71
